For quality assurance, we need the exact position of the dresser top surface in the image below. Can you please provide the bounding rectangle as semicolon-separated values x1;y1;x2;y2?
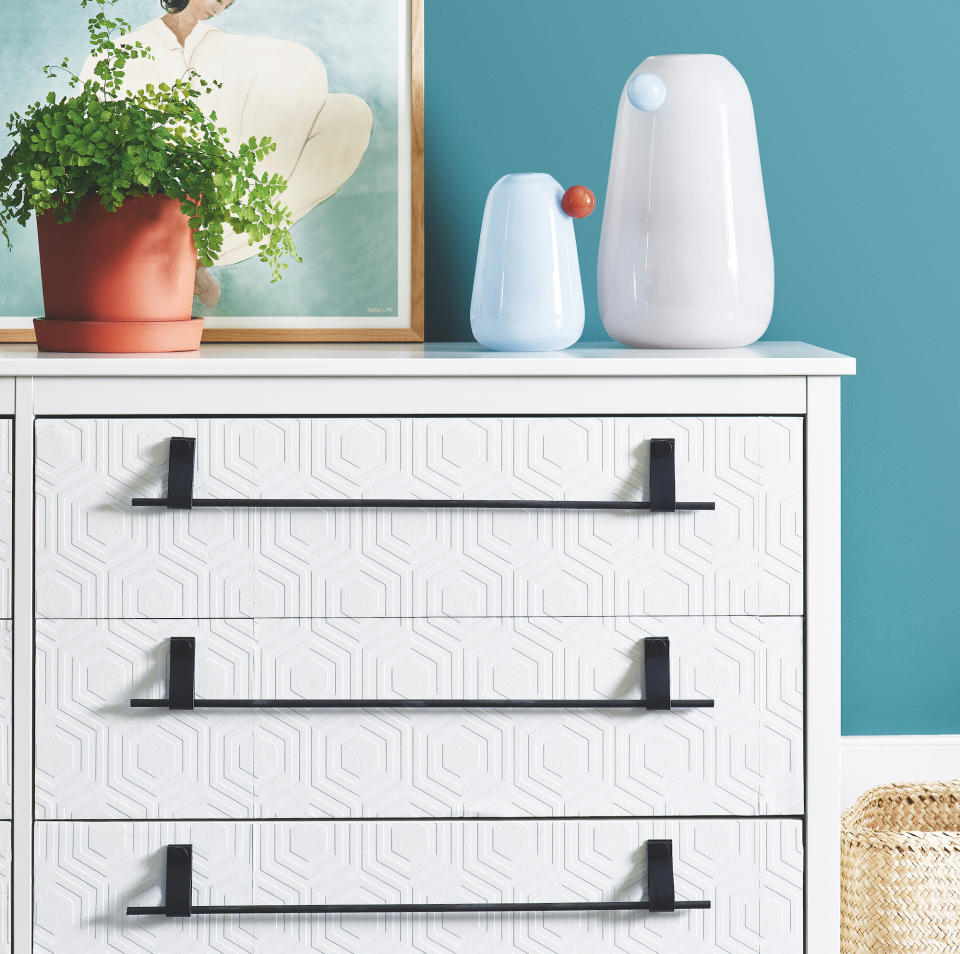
0;340;855;377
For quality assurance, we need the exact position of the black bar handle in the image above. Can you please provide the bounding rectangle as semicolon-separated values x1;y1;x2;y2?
132;438;714;512
126;839;709;917
131;638;714;712
132;498;717;511
128;900;712;915
131;698;716;710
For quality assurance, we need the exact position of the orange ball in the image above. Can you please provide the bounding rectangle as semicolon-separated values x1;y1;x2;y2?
561;185;596;219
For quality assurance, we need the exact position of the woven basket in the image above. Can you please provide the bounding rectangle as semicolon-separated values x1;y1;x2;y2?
842;781;960;953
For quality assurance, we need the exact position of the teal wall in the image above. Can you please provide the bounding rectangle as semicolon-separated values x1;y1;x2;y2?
424;0;960;735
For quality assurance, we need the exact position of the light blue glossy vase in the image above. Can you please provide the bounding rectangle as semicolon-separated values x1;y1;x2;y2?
470;174;586;352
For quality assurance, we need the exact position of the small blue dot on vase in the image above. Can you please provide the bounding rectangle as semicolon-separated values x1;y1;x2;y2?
627;73;667;111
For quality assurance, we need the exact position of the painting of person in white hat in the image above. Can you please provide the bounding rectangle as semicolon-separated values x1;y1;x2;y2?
81;0;373;307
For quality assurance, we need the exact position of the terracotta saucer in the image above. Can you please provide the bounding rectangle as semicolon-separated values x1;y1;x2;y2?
34;317;204;353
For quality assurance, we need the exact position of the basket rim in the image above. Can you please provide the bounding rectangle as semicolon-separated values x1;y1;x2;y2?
843;780;960;838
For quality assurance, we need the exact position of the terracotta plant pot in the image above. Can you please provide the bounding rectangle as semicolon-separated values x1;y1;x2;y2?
34;193;203;352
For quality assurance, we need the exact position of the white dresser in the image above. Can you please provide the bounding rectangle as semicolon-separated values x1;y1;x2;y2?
0;341;855;953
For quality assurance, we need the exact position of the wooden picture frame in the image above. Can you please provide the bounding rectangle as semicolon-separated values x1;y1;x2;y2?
0;0;424;344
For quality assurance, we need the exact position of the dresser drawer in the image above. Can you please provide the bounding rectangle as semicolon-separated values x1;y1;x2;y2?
0;624;9;819
36;615;802;819
0;823;7;952
0;420;10;621
34;818;802;954
35;417;803;619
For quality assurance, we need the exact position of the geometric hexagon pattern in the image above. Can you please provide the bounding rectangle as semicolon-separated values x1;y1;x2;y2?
33;818;802;953
35;618;257;820
0;624;9;819
0;823;7;952
34;417;803;619
0;420;9;620
36;616;802;819
30;416;806;949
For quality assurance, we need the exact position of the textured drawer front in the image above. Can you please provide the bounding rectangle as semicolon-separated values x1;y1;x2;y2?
34;818;802;954
36;619;256;820
0;624;9;819
0;420;10;620
35;417;803;619
0;823;7;953
36;616;802;819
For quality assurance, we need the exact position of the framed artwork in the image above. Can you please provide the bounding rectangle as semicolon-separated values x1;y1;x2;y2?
0;0;424;342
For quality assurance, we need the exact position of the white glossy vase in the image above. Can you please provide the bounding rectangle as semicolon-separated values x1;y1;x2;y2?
598;54;774;348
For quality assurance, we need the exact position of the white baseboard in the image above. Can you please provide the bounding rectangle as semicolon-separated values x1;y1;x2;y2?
841;735;960;810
